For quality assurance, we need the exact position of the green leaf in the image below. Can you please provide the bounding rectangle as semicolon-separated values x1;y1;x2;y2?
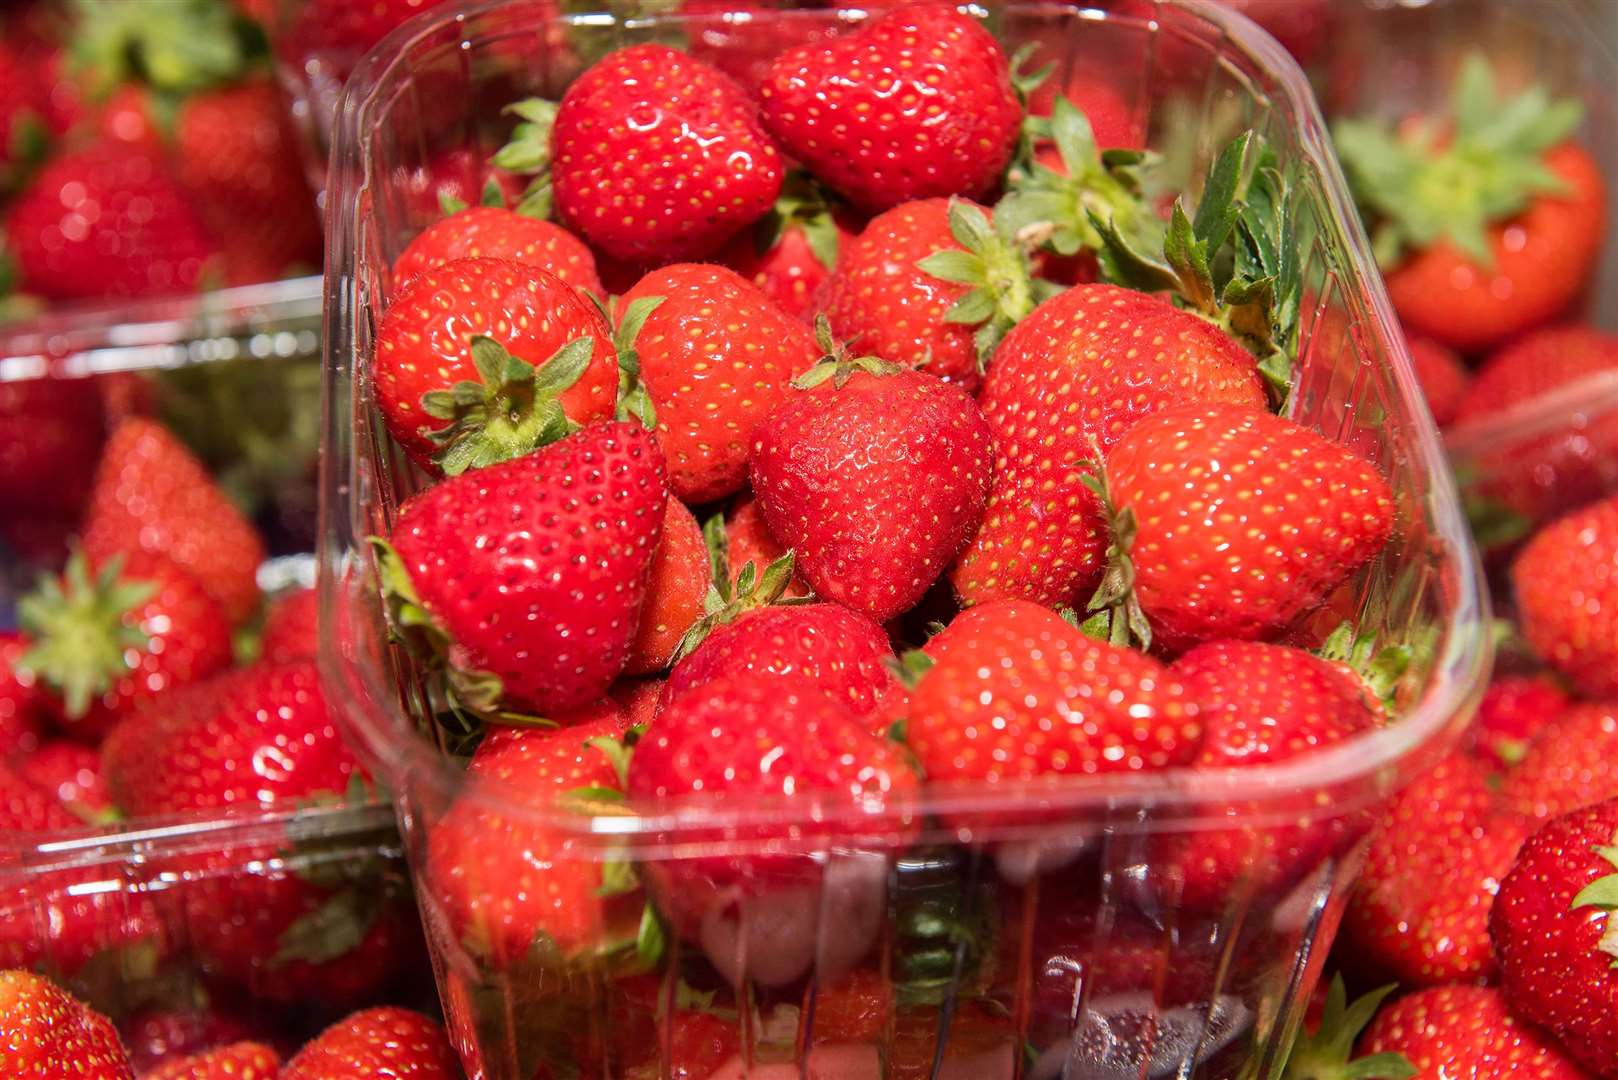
70;0;248;96
597;859;638;898
480;177;507;208
1049;95;1099;179
634;905;667;971
270;887;376;968
18;552;158;722
946;198;997;252
917;250;986;286
1192;130;1253;255
1282;976;1415;1080
944;288;997;326
438;191;470;215
672;552;805;663
425;335;592;475
585;735;634;788
492;98;558;174
1572;870;1618;911
1162;201;1215;314
513;175;554;220
701;511;730;598
801;212;842;270
884;649;935;690
612;295;664;429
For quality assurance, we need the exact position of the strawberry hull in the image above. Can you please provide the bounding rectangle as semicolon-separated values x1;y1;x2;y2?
321;2;1490;1078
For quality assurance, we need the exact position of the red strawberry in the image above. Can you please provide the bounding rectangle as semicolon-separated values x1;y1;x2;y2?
1455;326;1618;424
145;1041;279;1080
173;78;320;285
751;358;992;622
625;499;709;676
1100;403;1394;650
81;419;264;624
551;44;783;262
759;4;1020;212
951;284;1265;610
1512;496;1618;698
1357;985;1581;1080
18;741;113;824
1491;796;1618;1079
426;702;639;969
721;183;856;321
279;1008;458;1080
0;970;133;1079
0;632;47;758
19;550;233;742
395;147;520;222
723;492;808;599
391;205;603;295
285;0;455;55
628;672;919;986
5;140;216;301
0;758;77;832
619;263;818;502
608;678;662;729
1342;753;1528;987
1471;674;1568;769
120;1002;273;1075
1407;334;1469;426
381;422;667;718
0;39;49;188
1501;703;1618;824
0;374;103;519
1026;70;1144;150
372;257;618;475
260;586;318;664
664;603;905;735
1337;61;1606;353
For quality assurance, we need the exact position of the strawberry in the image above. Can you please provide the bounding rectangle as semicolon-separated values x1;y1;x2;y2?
145;1042;279;1080
750;353;993;622
0;758;77;832
426;702;641;969
372;257;618;475
19;550;233;742
5;140;216;301
608;678;662;730
1357;985;1582;1079
1342;753;1528;987
550;44;783;262
396;147;520;221
18;741;114;824
1512;496;1618;698
1407;334;1469;426
1501;703;1618;824
380;422;667;719
950;284;1265;611
120;1002;273;1075
1491;796;1618;1079
1455;326;1618;424
0;39;49;189
625;499;709;676
1152;640;1383;911
821;198;1038;390
260;586;318;664
0;374;103;518
0;632;47;758
619;263;818;503
1097;403;1394;650
1025;71;1144;151
722;492;809;599
284;0;454;56
906;600;1202;792
628;672;919;986
1336;59;1606;353
759;4;1020;212
279;1008;459;1080
1470;674;1568;769
391;205;603;295
0;970;133;1079
721;179;856;321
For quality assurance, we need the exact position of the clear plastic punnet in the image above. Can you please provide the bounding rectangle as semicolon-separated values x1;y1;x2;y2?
319;3;1492;1077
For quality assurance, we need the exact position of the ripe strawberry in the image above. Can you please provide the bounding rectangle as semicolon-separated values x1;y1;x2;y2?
391;205;603;294
759;4;1020;212
0;632;47;758
628;673;919;986
1356;985;1580;1080
721;182;856;321
1336;60;1606;353
1153;640;1383;911
1491;796;1618;1079
1407;334;1469;426
427;702;640;968
551;44;783;262
381;422;667;718
173;78;320;285
396;147;520;221
608;678;662;729
1470;674;1568;769
664;603;906;734
145;1042;279;1080
18;741;114;824
1454;326;1618;424
751;358;992;622
279;1008;459;1080
0;758;77;832
619;263;817;502
0;374;102;519
723;492;809;599
1342;753;1528;987
5;140;216;301
260;586;318;664
1501;703;1618;824
120;1002;272;1075
19;550;233;742
625;499;709;675
0;39;49;189
907;600;1202;790
1512;496;1618;698
1100;403;1394;650
0;970;133;1079
1025;71;1145;150
81;418;264;624
284;0;454;55
372;257;618;475
951;284;1265;610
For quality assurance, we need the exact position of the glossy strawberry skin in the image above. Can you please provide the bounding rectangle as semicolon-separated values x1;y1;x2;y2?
751;368;993;622
759;5;1020;212
1512;496;1618;698
951;284;1265;610
621;263;818;503
120;1004;273;1075
0;632;47;758
1106;404;1394;649
0;970;134;1080
392;206;603;295
18;741;112;822
722;212;855;322
626;499;709;675
1470;674;1568;769
1358;984;1586;1080
373;257;618;473
822;198;990;390
553;44;783;262
1500;702;1618;824
260;587;319;664
724;492;809;598
145;1041;279;1080
391;423;666;715
280;1008;459;1080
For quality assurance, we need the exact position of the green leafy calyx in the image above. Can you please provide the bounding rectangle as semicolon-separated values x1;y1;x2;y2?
602;294;664;429
795;316;903;390
1078;446;1151;651
1572;832;1618;967
915;197;1048;371
1281;975;1416;1080
491;99;558;220
69;0;254;97
18;552;157;721
754;172;844;271
671;552;813;663
1316;622;1413;716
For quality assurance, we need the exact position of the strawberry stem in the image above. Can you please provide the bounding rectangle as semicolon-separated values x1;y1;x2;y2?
18;552;157;721
796;316;903;389
915;198;1049;372
1077;446;1151;651
671;552;812;663
1282;976;1416;1080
